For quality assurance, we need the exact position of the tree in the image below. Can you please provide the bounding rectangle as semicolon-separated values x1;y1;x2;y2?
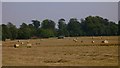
58;18;69;36
38;28;55;38
2;24;11;41
81;16;117;36
28;24;36;37
67;18;82;36
83;16;97;36
1;16;118;40
0;25;2;40
109;21;118;35
17;23;31;39
32;20;40;29
118;21;120;36
41;19;55;30
40;19;56;37
7;22;18;40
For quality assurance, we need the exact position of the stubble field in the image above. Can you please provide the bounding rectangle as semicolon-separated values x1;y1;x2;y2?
2;36;119;66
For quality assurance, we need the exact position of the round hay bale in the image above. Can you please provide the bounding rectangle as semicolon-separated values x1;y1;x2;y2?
102;40;108;43
27;44;32;48
91;41;95;43
14;44;19;48
73;39;77;42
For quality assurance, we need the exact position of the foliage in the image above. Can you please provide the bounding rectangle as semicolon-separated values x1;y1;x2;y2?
0;25;2;40
41;19;55;30
40;19;56;37
118;21;120;36
1;16;118;40
58;18;69;36
67;18;82;36
32;20;40;29
7;22;18;40
38;28;55;38
17;23;31;39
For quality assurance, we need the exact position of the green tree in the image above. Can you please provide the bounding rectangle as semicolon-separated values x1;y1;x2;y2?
81;16;118;36
0;25;2;40
40;19;56;37
38;28;54;38
41;19;55;30
32;20;40;29
83;16;97;36
67;18;82;36
109;21;118;35
58;18;69;36
17;23;31;39
118;21;120;35
7;22;18;40
2;24;11;41
28;24;36;37
1;16;118;40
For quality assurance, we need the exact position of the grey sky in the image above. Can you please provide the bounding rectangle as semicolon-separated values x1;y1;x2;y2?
118;2;120;20
0;3;1;22
2;2;118;27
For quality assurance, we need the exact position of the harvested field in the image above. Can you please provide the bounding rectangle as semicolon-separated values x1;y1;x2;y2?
2;36;119;66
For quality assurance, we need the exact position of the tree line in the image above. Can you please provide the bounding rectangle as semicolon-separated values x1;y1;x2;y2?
1;16;119;41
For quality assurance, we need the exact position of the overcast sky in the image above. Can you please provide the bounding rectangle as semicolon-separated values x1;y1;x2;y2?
0;2;2;24
2;2;118;27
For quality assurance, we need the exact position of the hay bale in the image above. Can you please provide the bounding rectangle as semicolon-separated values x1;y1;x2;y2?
102;40;108;43
73;39;77;42
14;44;19;48
92;41;94;43
27;44;32;48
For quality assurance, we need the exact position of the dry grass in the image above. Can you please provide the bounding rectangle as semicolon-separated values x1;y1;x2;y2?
2;36;119;66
